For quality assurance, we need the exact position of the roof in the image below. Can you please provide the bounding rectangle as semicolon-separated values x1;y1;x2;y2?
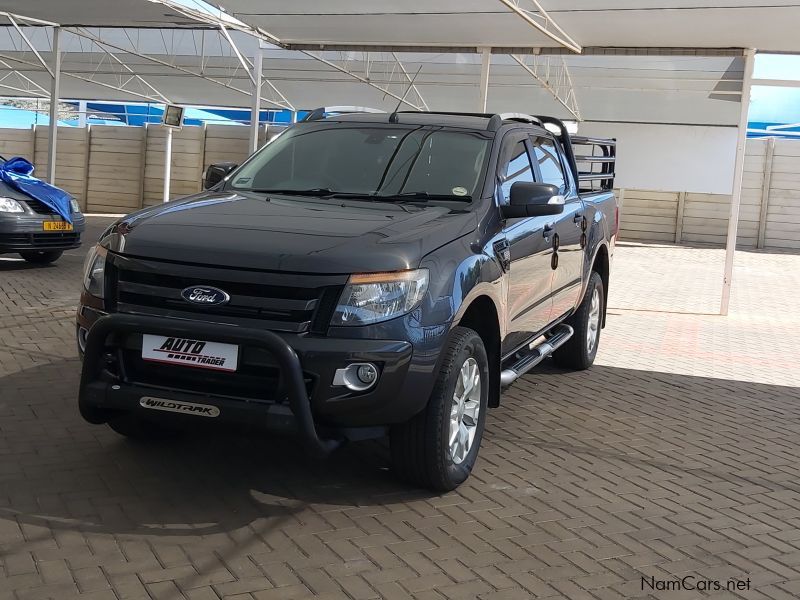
0;28;748;126
204;0;800;53
0;2;795;129
0;0;206;28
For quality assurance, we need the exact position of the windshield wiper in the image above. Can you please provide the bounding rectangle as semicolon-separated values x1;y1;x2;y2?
249;187;359;198
376;191;472;202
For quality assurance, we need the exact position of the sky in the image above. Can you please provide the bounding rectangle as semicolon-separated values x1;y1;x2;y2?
751;54;800;124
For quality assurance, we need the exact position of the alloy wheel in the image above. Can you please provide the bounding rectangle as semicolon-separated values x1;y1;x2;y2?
449;357;482;464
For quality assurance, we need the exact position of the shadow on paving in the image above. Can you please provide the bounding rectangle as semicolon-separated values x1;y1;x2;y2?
0;259;61;272
0;359;430;542
2;357;800;548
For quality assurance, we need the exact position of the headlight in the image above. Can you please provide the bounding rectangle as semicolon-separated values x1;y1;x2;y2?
70;198;81;213
332;269;429;326
82;245;107;299
0;197;24;213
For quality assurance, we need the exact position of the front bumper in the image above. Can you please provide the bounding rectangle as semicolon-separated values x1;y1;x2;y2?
0;213;86;252
77;312;432;451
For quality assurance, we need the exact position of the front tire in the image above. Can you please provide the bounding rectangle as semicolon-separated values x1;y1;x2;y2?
20;250;63;264
390;326;489;492
553;271;604;370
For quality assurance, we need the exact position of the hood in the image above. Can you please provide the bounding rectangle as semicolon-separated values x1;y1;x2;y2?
0;180;34;201
105;191;477;273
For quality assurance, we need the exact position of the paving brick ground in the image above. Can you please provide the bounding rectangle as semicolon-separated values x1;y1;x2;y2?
1;219;799;600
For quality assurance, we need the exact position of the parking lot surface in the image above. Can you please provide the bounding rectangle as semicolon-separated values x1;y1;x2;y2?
2;217;800;600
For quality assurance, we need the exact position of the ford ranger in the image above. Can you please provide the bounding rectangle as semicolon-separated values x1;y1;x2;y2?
77;110;617;491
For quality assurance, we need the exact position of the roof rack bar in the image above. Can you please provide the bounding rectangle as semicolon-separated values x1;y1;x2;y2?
498;112;543;126
574;155;615;163
572;136;617;147
302;106;385;122
579;173;616;181
399;110;495;119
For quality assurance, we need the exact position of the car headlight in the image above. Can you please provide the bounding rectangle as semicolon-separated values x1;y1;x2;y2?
0;197;24;213
70;198;81;213
82;245;107;299
332;269;429;326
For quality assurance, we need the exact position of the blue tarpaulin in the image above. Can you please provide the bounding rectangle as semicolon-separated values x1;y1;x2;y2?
0;157;72;223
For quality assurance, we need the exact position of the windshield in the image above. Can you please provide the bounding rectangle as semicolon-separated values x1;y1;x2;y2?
229;125;491;200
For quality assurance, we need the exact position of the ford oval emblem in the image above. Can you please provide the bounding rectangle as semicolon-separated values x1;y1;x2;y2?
180;286;230;306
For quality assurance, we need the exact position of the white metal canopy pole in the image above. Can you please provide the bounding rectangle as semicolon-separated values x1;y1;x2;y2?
479;47;492;112
163;126;173;203
720;48;756;316
46;26;61;184
249;48;263;154
78;100;87;128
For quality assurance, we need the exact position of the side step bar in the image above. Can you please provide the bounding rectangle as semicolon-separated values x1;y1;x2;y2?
500;324;574;387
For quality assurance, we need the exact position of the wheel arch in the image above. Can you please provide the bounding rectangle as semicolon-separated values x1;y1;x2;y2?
590;242;610;327
454;294;502;408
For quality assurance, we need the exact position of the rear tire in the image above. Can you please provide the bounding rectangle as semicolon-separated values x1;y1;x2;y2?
20;250;63;264
108;415;175;440
390;326;489;492
553;271;604;370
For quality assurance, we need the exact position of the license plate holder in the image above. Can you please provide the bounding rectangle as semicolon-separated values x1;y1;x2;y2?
141;334;239;372
43;221;73;231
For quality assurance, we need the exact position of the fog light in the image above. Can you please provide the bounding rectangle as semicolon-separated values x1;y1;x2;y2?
356;364;377;384
332;362;380;392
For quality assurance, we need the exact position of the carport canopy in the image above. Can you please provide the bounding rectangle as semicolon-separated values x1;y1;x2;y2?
2;0;800;314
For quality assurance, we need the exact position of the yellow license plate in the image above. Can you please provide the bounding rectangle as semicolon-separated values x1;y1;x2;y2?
43;221;73;231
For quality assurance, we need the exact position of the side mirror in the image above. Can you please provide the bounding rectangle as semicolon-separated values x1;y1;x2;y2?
203;162;238;189
501;182;565;218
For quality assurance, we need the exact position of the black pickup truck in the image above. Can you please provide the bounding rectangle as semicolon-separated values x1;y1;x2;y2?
77;110;616;491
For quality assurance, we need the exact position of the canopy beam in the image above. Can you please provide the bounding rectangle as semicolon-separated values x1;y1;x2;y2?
301;51;425;111
65;28;291;110
511;54;582;120
0;58;49;95
72;27;172;104
6;14;54;77
498;0;582;53
220;25;294;111
392;52;429;111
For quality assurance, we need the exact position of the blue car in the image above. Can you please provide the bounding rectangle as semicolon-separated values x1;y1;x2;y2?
0;155;86;264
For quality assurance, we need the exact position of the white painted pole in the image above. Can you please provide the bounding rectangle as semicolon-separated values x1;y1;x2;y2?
479;47;491;112
720;49;756;316
46;26;61;184
757;136;776;249
77;100;87;128
163;125;173;203
249;48;263;154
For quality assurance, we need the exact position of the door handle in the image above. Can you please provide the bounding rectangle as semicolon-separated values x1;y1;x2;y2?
543;224;554;238
573;214;584;224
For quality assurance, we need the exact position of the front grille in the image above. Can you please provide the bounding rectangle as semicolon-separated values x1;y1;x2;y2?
23;199;57;215
108;253;347;334
2;232;80;247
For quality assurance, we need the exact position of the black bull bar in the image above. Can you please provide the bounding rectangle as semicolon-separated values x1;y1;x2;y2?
78;313;342;456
